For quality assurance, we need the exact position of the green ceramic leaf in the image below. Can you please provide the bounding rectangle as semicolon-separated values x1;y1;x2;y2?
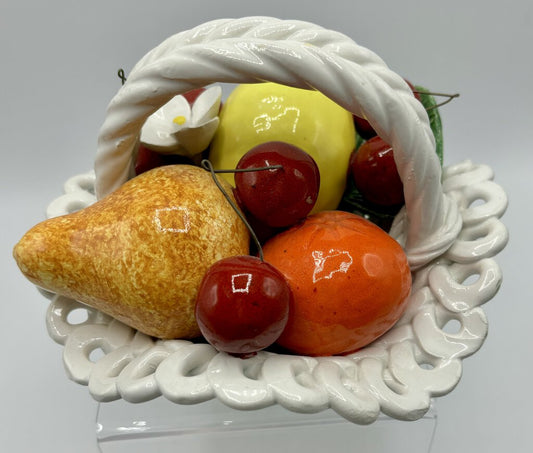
415;85;444;165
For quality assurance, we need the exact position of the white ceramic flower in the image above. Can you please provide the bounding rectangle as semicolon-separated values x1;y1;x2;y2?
140;85;222;157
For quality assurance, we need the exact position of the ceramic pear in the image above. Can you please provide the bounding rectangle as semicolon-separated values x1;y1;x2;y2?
13;165;249;339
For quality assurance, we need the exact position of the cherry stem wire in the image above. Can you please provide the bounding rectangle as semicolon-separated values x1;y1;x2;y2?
117;68;127;86
201;159;273;262
213;165;283;173
415;90;460;110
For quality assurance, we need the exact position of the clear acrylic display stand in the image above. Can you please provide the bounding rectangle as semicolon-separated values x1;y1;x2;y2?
96;397;437;453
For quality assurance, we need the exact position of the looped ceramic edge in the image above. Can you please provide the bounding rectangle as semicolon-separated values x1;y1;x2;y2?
94;16;460;269
156;343;218;404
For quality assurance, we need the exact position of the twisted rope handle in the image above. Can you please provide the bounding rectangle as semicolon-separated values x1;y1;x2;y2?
95;16;461;269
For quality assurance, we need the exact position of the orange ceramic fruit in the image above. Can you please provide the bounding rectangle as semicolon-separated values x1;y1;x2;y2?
262;210;412;356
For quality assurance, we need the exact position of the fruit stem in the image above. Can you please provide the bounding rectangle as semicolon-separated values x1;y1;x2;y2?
415;89;460;110
117;68;127;85
213;165;283;173
201;159;267;262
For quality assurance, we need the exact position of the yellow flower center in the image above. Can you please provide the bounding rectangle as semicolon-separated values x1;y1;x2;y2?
173;115;187;125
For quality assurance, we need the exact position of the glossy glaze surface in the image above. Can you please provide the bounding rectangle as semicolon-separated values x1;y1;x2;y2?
350;136;405;206
263;211;412;356
140;85;221;157
234;141;320;228
195;255;291;355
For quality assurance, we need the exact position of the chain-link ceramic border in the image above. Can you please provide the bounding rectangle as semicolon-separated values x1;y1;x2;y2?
94;16;462;270
45;161;507;424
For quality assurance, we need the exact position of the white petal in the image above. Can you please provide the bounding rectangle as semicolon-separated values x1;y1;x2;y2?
191;86;222;125
140;131;181;153
174;117;219;156
140;95;192;152
163;95;192;121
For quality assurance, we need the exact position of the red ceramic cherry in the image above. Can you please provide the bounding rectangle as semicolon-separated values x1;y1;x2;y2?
232;188;282;245
353;116;376;140
350;136;404;206
134;144;192;175
195;255;292;356
134;144;166;175
234;142;320;228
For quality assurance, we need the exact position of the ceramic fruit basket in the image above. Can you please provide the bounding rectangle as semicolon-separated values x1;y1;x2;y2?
20;17;508;425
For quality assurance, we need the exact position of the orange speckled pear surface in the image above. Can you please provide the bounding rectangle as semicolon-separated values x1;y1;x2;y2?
13;165;249;339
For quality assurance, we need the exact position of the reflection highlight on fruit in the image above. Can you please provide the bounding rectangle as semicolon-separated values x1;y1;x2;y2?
311;249;353;283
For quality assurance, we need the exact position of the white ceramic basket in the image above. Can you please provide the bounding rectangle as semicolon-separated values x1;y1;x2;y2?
43;17;508;424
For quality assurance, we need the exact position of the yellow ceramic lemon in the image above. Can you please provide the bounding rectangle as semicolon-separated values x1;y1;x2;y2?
209;83;356;213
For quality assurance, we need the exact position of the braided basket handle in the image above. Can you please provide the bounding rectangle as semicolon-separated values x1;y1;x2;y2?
95;16;461;269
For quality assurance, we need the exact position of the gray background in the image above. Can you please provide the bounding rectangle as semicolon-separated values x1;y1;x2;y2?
1;1;531;451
